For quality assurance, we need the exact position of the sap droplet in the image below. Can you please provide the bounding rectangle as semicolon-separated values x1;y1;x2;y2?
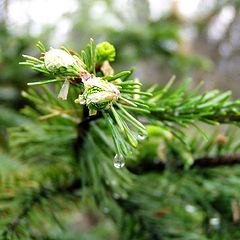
113;154;125;168
137;134;146;140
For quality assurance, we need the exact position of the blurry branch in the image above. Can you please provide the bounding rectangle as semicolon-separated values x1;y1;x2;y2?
195;1;228;29
116;198;163;240
1;0;8;23
128;153;240;174
216;9;238;51
193;154;240;167
1;175;81;239
208;112;240;123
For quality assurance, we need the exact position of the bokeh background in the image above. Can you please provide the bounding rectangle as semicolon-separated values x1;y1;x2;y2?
1;0;240;238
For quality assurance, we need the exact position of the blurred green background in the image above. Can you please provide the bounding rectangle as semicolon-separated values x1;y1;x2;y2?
1;0;240;238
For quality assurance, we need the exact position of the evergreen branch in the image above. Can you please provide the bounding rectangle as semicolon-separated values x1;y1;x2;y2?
1;174;81;239
8;36;240;239
116;199;163;240
2;187;48;238
208;112;240;123
149;80;240;126
74;106;102;163
19;40;240;164
193;154;240;167
20;40;152;158
128;154;240;174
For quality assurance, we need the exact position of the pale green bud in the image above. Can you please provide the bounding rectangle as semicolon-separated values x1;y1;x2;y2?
44;48;75;72
77;77;120;115
44;48;85;78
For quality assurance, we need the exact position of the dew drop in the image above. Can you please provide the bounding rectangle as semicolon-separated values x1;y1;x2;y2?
185;205;196;213
209;217;220;227
103;207;110;214
113;154;125;168
113;193;121;199
137;134;146;141
111;179;117;186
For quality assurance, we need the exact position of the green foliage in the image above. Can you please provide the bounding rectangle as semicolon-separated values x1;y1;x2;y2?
2;38;240;240
0;23;50;150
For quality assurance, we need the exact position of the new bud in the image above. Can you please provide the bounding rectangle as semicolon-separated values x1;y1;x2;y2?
44;48;86;100
77;77;120;115
96;41;116;64
44;48;75;73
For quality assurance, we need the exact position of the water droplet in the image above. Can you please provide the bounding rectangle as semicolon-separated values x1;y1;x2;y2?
113;193;121;199
137;134;146;141
209;217;220;227
111;179;117;186
103;207;110;214
185;205;196;213
113;154;125;168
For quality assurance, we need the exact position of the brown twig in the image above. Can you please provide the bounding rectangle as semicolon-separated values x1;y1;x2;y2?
128;153;240;174
193;154;240;167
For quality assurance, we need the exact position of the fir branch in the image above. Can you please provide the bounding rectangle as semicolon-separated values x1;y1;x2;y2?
74;106;102;163
193;154;240;167
149;81;240;126
11;38;240;239
116;199;163;240
1;176;81;239
128;153;240;174
2;187;48;238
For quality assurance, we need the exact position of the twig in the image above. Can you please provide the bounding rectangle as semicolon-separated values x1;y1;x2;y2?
193;154;240;167
128;153;240;174
73;107;102;163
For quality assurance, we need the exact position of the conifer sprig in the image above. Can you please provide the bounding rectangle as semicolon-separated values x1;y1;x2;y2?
19;39;240;166
3;38;240;239
20;39;154;161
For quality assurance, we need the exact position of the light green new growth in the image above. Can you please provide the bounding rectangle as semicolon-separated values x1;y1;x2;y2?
19;39;240;165
2;39;240;239
20;39;152;158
